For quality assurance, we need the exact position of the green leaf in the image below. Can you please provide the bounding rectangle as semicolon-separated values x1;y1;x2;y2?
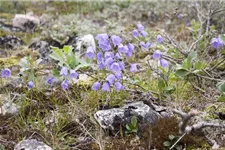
169;135;175;140
126;124;131;131
218;95;225;102
194;61;206;70
219;34;225;43
131;116;137;127
216;81;225;93
158;79;166;91
163;141;171;147
52;68;59;76
63;45;72;53
175;69;190;77
19;57;29;69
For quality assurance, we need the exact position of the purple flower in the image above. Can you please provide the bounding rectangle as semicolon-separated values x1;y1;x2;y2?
115;53;121;59
210;37;224;49
177;14;183;18
97;52;103;61
70;70;78;79
106;74;116;84
86;46;95;59
102;82;110;92
152;50;161;60
98;62;105;70
160;59;169;68
98;40;111;51
61;80;69;90
156;35;163;43
118;61;125;70
114;82;123;92
91;81;101;91
1;68;11;78
118;44;128;53
186;22;191;27
104;52;114;59
105;57;114;68
131;29;138;38
27;81;33;89
125;43;134;57
140;41;151;49
47;77;54;84
137;23;144;31
96;34;111;51
130;63;138;73
115;72;123;80
95;33;108;41
110;62;121;73
60;67;68;76
140;30;148;37
111;35;122;47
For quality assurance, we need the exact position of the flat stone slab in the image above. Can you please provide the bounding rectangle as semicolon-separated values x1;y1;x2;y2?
94;101;167;132
14;139;53;150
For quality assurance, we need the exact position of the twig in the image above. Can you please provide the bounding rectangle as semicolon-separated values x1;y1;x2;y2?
169;133;186;150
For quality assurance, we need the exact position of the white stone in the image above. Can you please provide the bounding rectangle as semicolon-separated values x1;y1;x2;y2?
13;14;40;32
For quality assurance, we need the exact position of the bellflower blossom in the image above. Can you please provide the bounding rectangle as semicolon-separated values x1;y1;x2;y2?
156;35;163;43
137;23;144;31
1;68;11;78
106;74;116;85
110;62;121;73
70;70;78;79
86;46;95;59
140;30;148;37
27;81;33;89
210;37;224;49
153;50;161;60
177;14;183;18
92;81;101;91
131;29;138;38
160;59;169;68
140;41;151;49
114;82;123;92
47;77;54;84
125;43;134;57
130;64;138;73
102;82;110;92
96;33;111;51
111;35;122;47
61;80;69;90
60;67;68;76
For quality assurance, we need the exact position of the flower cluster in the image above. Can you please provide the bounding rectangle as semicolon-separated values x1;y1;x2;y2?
86;33;138;92
210;37;224;49
152;50;169;68
58;67;79;90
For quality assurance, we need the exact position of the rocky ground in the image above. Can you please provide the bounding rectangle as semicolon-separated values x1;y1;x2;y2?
0;1;225;150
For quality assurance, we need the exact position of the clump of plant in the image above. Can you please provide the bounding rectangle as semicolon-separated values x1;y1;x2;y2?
125;116;138;135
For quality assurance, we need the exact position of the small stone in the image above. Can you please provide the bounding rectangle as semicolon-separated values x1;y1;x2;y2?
13;13;40;32
94;101;162;132
0;35;24;49
14;139;53;150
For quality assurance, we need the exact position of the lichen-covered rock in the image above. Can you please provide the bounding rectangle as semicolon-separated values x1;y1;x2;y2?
14;139;53;150
0;35;24;49
94;101;170;133
67;34;96;56
13;13;40;32
29;40;51;63
0;21;24;32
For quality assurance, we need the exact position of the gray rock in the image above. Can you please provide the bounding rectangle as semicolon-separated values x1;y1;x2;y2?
0;35;24;49
67;34;96;56
29;40;51;63
14;139;53;150
94;101;166;132
0;102;18;116
13;14;40;32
